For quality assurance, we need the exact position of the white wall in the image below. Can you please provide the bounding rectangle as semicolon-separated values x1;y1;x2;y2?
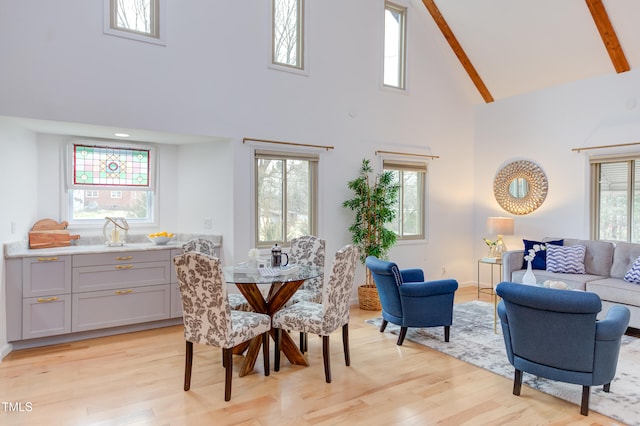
0;122;39;358
474;69;640;261
0;0;478;325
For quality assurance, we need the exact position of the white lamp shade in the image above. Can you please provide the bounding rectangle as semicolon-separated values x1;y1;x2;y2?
486;217;514;235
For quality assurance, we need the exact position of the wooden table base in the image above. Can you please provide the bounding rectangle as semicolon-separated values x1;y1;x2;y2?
234;279;308;376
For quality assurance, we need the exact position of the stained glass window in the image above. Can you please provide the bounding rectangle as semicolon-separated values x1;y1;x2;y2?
73;144;150;188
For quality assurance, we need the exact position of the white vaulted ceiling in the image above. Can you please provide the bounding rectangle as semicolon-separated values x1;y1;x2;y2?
419;0;640;102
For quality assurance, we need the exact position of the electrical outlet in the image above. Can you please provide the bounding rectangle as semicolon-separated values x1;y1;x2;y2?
10;221;15;234
203;218;212;229
441;267;447;276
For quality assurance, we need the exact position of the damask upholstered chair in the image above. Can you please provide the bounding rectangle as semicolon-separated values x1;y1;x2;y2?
496;282;630;416
181;238;217;256
272;244;358;383
287;235;326;351
365;256;459;345
181;238;252;312
173;252;271;401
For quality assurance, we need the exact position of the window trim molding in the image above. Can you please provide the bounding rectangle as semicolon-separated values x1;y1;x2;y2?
251;146;320;248
268;0;309;76
382;0;408;91
63;139;158;227
103;0;167;46
382;156;427;241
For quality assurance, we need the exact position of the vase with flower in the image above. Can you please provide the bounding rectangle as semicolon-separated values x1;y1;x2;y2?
247;248;260;269
522;243;545;285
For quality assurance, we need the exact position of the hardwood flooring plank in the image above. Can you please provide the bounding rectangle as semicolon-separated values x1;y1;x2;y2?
0;286;625;425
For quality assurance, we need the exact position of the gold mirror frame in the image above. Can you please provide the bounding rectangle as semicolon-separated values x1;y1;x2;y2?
493;160;548;215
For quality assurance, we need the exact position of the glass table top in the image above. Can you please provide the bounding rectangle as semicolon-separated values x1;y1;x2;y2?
223;264;323;284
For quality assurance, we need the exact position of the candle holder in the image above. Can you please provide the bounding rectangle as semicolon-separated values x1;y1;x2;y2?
103;217;129;246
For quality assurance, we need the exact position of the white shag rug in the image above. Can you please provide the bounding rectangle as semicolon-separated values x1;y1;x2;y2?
366;301;640;425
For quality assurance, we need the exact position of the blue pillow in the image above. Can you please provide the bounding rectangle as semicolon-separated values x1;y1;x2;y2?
624;256;640;284
522;239;564;270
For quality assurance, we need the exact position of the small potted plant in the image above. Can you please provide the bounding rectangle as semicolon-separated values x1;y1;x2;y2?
343;158;399;310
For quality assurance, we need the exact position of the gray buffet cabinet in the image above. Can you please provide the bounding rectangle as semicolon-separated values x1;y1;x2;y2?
4;235;221;350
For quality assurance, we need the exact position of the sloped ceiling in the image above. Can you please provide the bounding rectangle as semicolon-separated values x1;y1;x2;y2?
422;0;640;102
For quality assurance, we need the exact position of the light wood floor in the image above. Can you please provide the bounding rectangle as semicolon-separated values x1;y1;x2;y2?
0;286;626;425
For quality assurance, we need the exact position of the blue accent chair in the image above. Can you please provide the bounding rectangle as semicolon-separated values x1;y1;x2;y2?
365;256;459;345
496;282;630;416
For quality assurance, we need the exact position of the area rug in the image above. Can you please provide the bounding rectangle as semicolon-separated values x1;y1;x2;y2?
366;301;640;425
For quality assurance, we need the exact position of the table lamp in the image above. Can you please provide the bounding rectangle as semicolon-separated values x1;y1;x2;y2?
486;216;514;258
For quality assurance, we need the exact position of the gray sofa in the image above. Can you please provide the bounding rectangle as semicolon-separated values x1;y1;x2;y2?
503;237;640;329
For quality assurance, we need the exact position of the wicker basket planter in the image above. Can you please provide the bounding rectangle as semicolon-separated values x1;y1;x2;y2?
358;284;381;311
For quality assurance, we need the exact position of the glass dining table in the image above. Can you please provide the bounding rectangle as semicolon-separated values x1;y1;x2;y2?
223;265;323;377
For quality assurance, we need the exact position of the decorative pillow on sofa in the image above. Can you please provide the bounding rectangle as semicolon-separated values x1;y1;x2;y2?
546;244;586;274
624;256;640;284
521;239;564;270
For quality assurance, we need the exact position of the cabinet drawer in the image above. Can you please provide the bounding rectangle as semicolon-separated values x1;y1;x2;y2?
72;284;171;332
23;294;71;339
23;255;72;297
73;250;170;267
73;261;171;293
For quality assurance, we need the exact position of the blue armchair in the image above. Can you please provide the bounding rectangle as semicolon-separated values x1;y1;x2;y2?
365;256;459;345
496;282;630;416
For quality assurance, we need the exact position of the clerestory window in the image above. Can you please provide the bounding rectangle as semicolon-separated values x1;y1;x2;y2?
271;0;306;72
104;0;166;45
383;2;407;89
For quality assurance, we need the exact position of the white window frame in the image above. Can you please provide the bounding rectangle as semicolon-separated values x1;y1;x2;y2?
253;149;319;248
269;0;309;76
590;153;640;242
383;158;426;241
103;0;167;46
383;1;407;91
63;140;158;227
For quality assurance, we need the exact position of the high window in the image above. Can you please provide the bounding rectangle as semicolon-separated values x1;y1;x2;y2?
383;2;407;89
271;0;305;71
68;142;155;223
255;150;317;247
104;0;165;45
591;155;640;242
384;160;426;240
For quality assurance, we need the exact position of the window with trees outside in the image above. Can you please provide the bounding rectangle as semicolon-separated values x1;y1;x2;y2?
255;150;317;248
383;2;407;89
384;160;426;240
104;0;165;45
271;0;305;70
68;142;155;224
591;155;640;243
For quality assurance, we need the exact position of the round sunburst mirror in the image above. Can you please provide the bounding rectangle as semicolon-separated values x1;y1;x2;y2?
493;160;548;215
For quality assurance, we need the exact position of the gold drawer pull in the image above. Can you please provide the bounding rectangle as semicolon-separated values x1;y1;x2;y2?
115;265;133;269
115;289;134;295
37;296;59;303
37;257;59;262
115;256;133;261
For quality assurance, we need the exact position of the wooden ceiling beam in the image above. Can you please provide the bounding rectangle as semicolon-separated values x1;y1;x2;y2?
421;0;494;103
585;0;630;73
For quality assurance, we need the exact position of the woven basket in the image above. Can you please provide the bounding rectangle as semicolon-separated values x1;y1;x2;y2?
358;284;382;311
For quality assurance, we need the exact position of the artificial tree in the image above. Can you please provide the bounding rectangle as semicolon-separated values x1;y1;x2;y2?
343;158;399;309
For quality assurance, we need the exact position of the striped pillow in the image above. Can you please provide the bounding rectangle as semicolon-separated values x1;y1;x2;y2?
546;244;586;274
624;256;640;284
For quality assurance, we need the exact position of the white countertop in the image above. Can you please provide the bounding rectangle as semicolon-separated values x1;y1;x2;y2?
4;233;222;258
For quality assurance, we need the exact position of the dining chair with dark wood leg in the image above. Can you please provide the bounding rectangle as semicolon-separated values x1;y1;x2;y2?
174;251;271;401
272;244;358;382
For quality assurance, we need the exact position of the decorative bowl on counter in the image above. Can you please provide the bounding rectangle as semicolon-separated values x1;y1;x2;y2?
147;232;176;245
